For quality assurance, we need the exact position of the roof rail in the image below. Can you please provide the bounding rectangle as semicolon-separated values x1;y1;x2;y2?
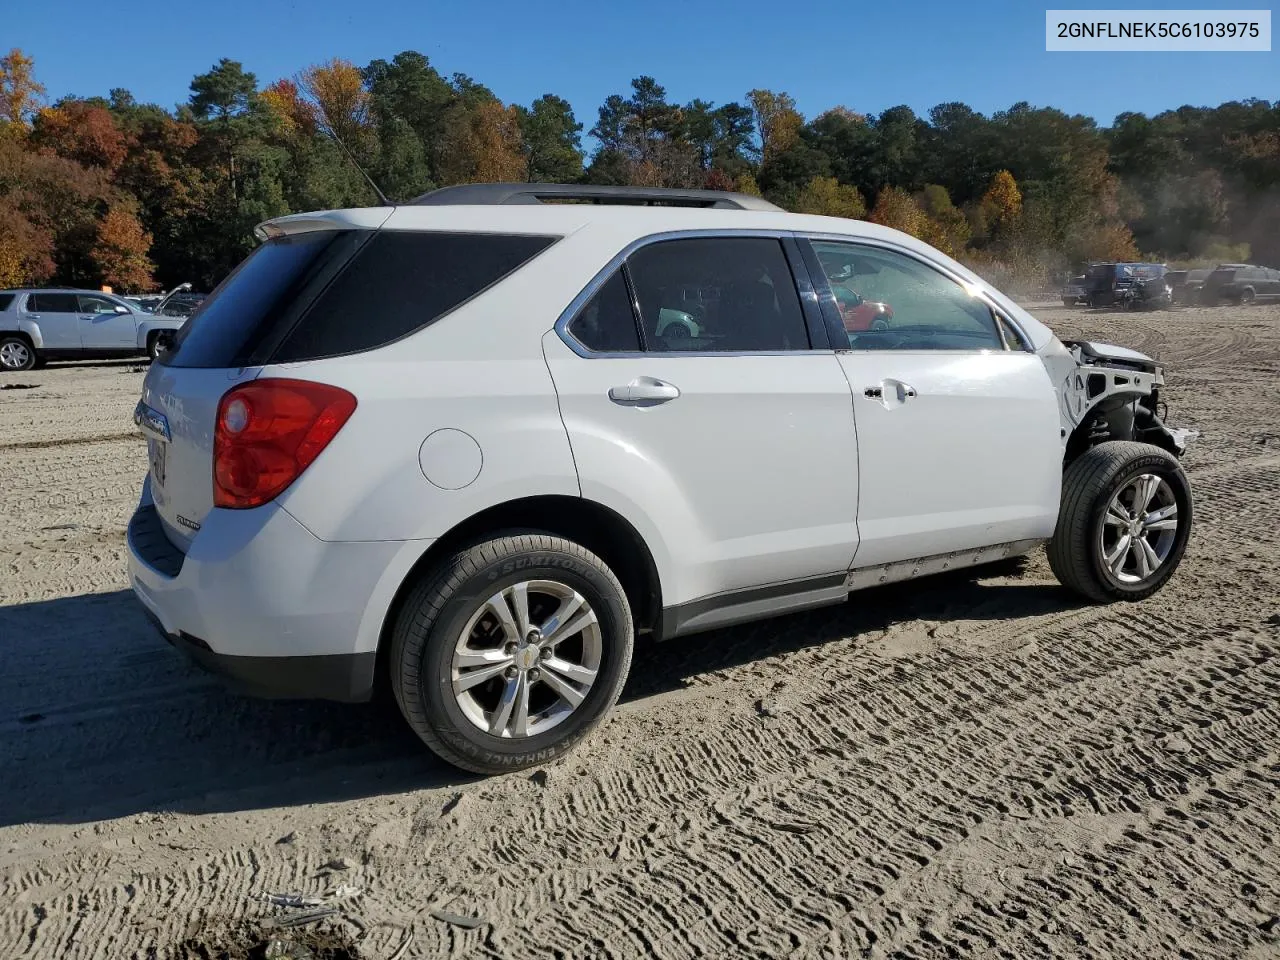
408;182;784;212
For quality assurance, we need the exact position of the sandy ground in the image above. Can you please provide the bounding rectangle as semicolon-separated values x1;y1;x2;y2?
1;303;1279;959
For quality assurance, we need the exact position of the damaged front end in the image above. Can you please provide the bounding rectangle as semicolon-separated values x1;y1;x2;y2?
1050;339;1197;465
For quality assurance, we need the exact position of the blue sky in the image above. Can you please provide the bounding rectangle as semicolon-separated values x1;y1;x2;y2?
13;0;1277;143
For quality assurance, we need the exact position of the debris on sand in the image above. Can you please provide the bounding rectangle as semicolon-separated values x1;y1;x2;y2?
387;930;414;960
172;922;360;960
0;382;38;390
430;909;486;929
252;892;327;909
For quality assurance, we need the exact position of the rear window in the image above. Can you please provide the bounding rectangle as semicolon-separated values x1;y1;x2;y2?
164;229;557;368
0;294;14;311
271;230;557;362
165;230;365;368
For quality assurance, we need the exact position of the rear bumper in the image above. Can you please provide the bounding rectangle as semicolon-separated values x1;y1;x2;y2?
127;476;421;702
138;605;375;701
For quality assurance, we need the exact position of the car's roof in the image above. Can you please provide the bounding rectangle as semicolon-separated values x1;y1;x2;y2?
257;203;964;264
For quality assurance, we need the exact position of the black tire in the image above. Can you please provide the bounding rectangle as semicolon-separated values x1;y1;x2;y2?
1240;288;1256;305
389;532;634;774
1062;298;1074;307
1049;441;1193;603
0;334;37;372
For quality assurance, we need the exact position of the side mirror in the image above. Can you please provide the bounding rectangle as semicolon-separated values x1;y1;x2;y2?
115;304;130;314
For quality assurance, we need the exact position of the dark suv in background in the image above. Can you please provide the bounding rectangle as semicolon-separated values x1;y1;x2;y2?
1199;264;1280;305
1083;262;1171;309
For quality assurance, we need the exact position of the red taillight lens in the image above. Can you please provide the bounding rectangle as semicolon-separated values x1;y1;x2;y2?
213;378;357;509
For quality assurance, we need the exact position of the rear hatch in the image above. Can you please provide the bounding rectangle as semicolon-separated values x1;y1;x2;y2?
138;208;561;553
139;224;380;551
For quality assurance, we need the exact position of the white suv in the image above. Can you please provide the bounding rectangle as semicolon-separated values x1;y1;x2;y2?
127;183;1194;774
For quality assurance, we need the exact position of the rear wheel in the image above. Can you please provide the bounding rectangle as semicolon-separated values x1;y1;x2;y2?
389;533;634;774
1240;288;1256;305
1049;441;1192;602
0;335;36;372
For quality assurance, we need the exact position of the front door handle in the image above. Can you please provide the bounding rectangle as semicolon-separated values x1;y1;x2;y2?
609;376;681;405
864;380;917;408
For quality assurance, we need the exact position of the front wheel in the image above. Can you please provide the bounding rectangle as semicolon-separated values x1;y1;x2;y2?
1049;441;1193;602
389;533;634;774
0;335;36;372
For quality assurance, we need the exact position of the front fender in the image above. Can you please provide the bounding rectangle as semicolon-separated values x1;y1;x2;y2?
135;318;185;349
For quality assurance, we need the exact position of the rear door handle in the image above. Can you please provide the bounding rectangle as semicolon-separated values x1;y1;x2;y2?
609;376;681;405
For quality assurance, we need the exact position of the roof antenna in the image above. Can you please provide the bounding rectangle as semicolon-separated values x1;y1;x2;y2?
326;129;393;207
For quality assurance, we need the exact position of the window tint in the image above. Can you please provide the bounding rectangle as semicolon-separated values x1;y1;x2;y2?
625;237;808;352
271;231;558;362
811;241;1004;351
567;270;641;352
78;295;121;314
165;230;365;368
0;294;14;311
28;293;79;312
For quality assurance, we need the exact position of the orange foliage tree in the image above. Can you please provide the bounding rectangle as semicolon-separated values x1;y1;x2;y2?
31;101;131;173
91;206;155;290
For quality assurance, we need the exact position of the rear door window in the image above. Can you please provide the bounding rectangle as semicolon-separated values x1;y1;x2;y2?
0;294;14;311
28;293;79;312
625;237;810;352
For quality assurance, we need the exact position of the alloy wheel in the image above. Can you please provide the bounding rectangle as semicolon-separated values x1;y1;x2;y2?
1098;473;1180;584
0;340;31;370
451;579;602;739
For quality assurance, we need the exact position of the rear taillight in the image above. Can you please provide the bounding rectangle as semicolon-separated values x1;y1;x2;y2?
213;378;357;509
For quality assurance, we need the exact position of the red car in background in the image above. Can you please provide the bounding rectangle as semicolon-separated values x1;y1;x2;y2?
832;283;893;332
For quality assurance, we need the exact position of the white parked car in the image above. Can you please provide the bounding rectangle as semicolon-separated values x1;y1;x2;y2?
127;184;1195;774
0;288;186;370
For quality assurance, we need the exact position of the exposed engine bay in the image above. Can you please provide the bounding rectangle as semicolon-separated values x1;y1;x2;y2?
1051;339;1197;466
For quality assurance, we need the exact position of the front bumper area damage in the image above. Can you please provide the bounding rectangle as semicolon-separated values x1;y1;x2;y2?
1058;340;1197;460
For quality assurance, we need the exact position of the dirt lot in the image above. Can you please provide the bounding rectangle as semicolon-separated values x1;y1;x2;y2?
1;303;1279;959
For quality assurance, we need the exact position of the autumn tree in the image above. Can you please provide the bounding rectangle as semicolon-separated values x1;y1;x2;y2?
31;100;130;173
91;206;155;289
297;59;371;148
868;186;928;237
436;99;527;185
748;89;803;165
0;48;46;131
735;172;762;196
978;169;1022;239
795;176;866;219
916;184;971;256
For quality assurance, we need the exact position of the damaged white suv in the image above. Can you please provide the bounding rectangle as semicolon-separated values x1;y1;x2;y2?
127;184;1194;774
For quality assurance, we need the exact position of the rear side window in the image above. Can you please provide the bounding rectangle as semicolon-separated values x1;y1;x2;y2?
271;231;558;362
0;294;14;311
28;293;79;312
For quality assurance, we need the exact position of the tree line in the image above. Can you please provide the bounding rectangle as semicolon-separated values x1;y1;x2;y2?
1;47;1276;294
